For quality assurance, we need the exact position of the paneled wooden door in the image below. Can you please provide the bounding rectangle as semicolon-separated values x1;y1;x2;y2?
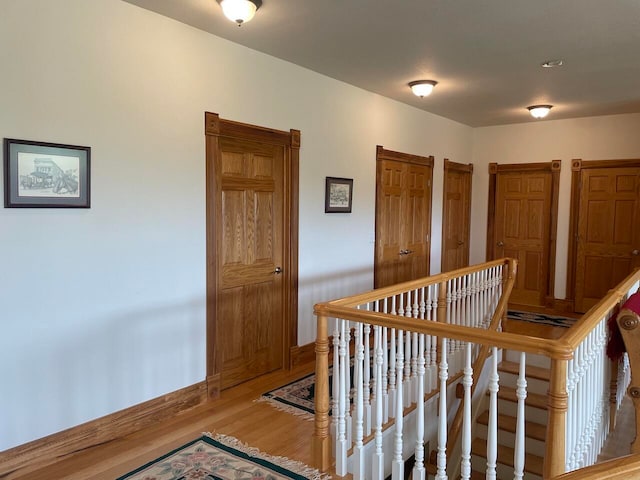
441;159;473;272
571;161;640;313
487;161;560;307
205;113;300;394
375;146;433;288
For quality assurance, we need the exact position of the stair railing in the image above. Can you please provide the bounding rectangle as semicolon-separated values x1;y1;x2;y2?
311;261;640;479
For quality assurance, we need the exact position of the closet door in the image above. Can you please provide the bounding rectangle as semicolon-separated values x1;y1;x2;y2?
441;159;473;272
487;161;560;308
375;146;433;288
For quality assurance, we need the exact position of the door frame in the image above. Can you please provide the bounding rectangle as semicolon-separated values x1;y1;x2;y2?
441;158;473;272
204;112;300;398
486;160;561;307
374;145;434;288
566;158;640;307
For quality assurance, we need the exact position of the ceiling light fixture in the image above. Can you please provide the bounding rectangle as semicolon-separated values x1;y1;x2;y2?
409;80;437;98
217;0;262;26
541;59;563;68
527;105;553;119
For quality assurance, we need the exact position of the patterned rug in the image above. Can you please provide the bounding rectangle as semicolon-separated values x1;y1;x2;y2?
257;371;319;420
507;309;577;328
117;433;326;480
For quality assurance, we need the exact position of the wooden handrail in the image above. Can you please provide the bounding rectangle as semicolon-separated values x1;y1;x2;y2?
551;454;640;479
560;268;640;349
326;258;510;309
315;303;574;359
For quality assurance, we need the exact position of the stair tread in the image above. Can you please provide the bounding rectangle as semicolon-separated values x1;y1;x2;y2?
477;411;547;441
495;386;548;409
472;437;544;475
499;360;550;381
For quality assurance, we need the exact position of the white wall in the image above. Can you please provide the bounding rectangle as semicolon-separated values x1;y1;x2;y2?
0;0;473;450
470;113;640;299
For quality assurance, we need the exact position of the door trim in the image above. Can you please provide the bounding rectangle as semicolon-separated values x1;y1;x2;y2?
204;112;300;398
566;158;640;307
441;158;473;272
374;145;434;288
486;160;561;306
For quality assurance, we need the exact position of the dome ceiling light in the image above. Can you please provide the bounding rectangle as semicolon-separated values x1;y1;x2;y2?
217;0;262;26
527;105;553;119
409;80;438;98
541;59;564;68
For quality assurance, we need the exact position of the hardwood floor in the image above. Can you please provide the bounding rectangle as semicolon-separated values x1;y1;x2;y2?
3;362;317;480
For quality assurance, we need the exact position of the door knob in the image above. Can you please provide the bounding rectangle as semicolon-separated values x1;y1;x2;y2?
274;266;283;274
633;249;639;256
399;249;415;255
497;241;504;247
457;240;465;246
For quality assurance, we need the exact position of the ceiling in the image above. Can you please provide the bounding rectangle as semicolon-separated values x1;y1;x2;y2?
124;0;640;127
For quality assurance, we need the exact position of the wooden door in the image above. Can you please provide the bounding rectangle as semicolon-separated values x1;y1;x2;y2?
488;161;560;307
205;113;300;394
441;159;473;272
574;165;640;312
375;146;433;288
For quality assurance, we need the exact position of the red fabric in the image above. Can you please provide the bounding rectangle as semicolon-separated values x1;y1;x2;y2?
607;290;640;361
621;291;640;316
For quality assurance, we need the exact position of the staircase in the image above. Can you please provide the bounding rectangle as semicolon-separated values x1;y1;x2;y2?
470;351;550;479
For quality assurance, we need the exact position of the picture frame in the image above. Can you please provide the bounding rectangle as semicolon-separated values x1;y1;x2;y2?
325;176;353;213
4;138;91;208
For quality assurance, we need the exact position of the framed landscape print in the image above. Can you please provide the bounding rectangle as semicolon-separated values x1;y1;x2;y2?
4;138;91;208
325;176;353;213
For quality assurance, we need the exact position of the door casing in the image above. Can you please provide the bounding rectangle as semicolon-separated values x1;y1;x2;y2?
566;158;640;312
487;161;560;307
205;112;299;398
441;159;473;272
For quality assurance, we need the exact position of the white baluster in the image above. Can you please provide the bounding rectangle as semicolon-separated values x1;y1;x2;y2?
435;337;449;480
404;319;412;408
383;325;389;423
331;317;340;444
413;333;426;480
460;342;473;480
336;319;348;476
345;323;352;447
389;323;397;419
486;346;499;480
372;325;385;480
353;323;365;480
513;352;527;480
364;321;372;436
392;330;405;480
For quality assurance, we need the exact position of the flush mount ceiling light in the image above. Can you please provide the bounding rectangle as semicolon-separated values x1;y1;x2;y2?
541;59;564;68
409;80;438;98
217;0;262;26
527;105;553;119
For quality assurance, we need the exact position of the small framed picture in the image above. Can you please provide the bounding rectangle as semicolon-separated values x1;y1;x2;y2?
325;176;353;213
4;138;91;208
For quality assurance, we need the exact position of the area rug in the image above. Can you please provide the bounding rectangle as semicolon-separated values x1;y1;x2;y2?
117;433;327;480
257;371;320;420
507;309;577;328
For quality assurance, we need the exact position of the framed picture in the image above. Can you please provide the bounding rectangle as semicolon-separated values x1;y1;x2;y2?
4;138;91;208
325;176;353;213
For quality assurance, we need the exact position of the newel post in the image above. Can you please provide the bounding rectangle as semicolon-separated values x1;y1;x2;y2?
544;358;568;478
312;311;331;472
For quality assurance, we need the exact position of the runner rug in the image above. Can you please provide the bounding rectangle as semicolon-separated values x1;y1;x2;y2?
507;310;577;328
117;433;326;480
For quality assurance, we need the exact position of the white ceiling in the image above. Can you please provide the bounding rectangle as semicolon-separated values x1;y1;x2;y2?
124;0;640;127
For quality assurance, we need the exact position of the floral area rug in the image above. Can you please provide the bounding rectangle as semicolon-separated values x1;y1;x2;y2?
117;433;327;480
507;309;577;328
